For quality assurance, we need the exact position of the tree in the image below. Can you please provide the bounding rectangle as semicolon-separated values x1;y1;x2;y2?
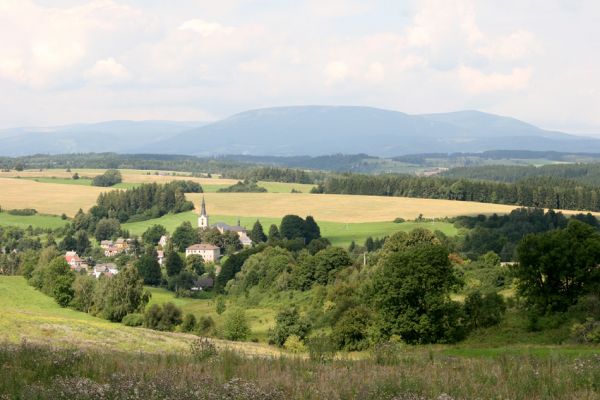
267;224;280;241
215;296;226;315
71;274;97;312
94;218;121;242
95;266;150;322
280;215;306;241
313;247;352;285
92;169;122;187
463;291;506;330
172;221;196;252
372;243;465;344
142;224;167;246
515;220;600;313
135;253;162;285
331;306;372;351
222;230;242;253
30;256;75;307
74;230;91;255
249;220;267;243
186;254;205;275
165;247;184;277
304;216;321;242
72;172;80;180
58;234;77;252
269;307;311;347
223;308;250;341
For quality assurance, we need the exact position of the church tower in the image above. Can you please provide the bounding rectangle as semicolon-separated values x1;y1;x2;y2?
198;196;209;228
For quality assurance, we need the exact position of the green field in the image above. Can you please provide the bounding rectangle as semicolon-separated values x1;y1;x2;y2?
123;212;458;247
22;177;140;189
0;212;69;230
17;175;312;193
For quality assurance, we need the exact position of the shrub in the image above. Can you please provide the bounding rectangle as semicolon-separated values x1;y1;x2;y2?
223;308;250;341
283;335;306;353
181;313;198;333
269;307;311;347
393;217;405;223
92;169;122;187
189;337;218;361
198;315;215;334
122;313;144;327
570;318;600;344
144;302;183;331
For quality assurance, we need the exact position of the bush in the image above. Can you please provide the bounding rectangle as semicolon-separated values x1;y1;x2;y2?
269;307;311;347
144;302;183;331
189;337;218;361
570;318;600;344
223;308;250;341
283;335;306;353
181;313;198;333
122;313;144;327
393;217;405;223
198;315;215;334
464;291;507;330
92;169;122;187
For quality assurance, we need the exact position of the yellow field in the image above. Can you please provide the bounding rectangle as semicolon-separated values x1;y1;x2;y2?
1;172;598;221
0;177;108;216
193;192;522;222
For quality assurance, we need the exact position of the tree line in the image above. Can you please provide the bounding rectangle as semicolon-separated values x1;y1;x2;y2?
312;174;600;211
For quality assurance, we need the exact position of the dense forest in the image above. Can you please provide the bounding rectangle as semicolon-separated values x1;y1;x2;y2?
313;174;600;211
443;163;600;186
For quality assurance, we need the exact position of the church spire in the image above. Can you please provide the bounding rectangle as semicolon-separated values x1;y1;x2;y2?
201;196;207;216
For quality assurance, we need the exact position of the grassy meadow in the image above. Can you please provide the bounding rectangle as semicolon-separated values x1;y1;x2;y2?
0;212;69;230
123;211;458;247
1;274;599;399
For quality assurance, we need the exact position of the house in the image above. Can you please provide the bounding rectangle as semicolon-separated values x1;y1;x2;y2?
100;238;130;257
192;276;214;291
157;250;164;265
158;235;169;247
185;243;221;262
65;251;88;272
92;263;119;279
115;238;130;252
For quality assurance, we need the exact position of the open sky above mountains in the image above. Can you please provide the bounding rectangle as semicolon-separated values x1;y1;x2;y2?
1;0;600;135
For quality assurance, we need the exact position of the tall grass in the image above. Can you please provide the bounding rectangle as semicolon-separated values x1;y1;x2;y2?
1;340;598;399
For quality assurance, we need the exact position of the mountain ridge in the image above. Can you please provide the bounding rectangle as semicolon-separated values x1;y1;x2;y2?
1;106;598;156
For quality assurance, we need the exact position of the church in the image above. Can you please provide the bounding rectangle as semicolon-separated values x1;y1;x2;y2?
198;197;253;247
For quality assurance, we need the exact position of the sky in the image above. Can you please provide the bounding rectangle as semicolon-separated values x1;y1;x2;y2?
1;0;599;135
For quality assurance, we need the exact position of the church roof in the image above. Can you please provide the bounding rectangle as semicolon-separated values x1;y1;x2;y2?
200;196;207;216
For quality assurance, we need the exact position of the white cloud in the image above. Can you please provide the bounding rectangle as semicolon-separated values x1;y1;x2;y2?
477;30;539;61
324;61;351;85
458;66;533;94
85;58;130;85
178;19;234;37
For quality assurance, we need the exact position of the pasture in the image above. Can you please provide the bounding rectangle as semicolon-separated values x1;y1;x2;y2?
123;211;457;247
0;212;68;230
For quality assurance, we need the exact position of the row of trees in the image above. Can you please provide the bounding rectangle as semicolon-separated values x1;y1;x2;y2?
91;169;122;187
313;174;600;212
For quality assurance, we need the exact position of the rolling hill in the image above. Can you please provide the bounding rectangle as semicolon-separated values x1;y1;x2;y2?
2;106;600;156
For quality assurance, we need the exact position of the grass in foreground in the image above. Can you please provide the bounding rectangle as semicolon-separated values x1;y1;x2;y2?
1;340;599;399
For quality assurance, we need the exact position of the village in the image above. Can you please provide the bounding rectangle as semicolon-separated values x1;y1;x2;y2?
62;197;252;291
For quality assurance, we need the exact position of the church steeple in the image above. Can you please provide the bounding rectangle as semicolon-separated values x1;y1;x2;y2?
201;196;207;216
198;196;209;228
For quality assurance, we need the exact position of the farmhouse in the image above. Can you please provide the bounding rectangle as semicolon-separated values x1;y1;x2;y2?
100;238;131;257
198;197;253;247
65;251;88;272
185;243;220;262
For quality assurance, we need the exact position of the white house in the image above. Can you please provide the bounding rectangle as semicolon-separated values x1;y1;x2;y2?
185;243;221;262
158;235;168;247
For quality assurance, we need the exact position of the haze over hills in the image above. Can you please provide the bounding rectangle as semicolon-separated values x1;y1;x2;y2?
1;106;600;157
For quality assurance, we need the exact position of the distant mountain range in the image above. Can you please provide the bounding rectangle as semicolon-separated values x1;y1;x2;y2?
2;106;600;157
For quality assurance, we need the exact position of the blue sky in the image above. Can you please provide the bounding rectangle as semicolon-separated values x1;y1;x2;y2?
1;0;599;135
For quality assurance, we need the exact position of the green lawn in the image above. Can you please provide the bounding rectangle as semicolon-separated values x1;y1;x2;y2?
22;177;139;189
123;212;457;247
0;212;69;229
